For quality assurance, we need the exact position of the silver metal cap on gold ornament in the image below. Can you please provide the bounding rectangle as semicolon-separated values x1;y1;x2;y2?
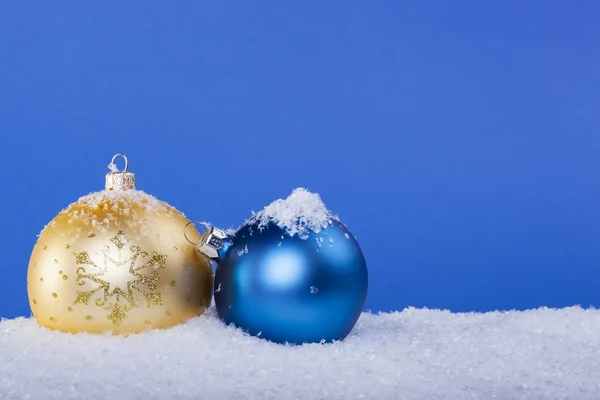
105;153;136;191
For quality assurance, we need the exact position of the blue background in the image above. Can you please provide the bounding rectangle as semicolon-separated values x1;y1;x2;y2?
0;2;599;319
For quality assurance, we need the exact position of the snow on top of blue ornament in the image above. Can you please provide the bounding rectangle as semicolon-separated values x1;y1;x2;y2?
251;188;338;239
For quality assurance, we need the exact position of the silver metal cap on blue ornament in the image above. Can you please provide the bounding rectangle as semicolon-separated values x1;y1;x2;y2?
199;226;229;259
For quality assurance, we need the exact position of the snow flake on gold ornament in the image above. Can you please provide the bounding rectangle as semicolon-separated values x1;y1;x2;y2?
72;230;168;327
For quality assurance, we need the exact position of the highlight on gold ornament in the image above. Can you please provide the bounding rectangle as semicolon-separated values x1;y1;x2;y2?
27;154;213;334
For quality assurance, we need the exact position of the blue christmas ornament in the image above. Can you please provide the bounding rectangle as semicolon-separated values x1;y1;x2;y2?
200;189;368;344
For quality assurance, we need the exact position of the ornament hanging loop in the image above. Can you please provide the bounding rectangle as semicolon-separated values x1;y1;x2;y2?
184;221;203;246
109;153;129;172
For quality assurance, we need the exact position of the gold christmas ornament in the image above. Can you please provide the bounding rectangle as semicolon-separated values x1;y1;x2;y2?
27;154;213;334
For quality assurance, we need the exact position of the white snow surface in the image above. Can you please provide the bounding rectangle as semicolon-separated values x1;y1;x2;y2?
251;188;338;239
1;306;599;400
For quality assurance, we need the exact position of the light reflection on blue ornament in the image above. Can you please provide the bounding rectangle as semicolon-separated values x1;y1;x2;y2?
260;250;307;289
213;219;368;345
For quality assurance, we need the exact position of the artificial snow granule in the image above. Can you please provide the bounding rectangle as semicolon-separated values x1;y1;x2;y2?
225;227;239;236
237;245;248;257
107;161;119;172
250;188;338;240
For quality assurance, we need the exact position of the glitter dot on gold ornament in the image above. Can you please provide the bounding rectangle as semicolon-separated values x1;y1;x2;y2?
27;154;213;334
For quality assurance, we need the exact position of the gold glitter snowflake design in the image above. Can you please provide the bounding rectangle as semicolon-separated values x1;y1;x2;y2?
73;231;167;326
